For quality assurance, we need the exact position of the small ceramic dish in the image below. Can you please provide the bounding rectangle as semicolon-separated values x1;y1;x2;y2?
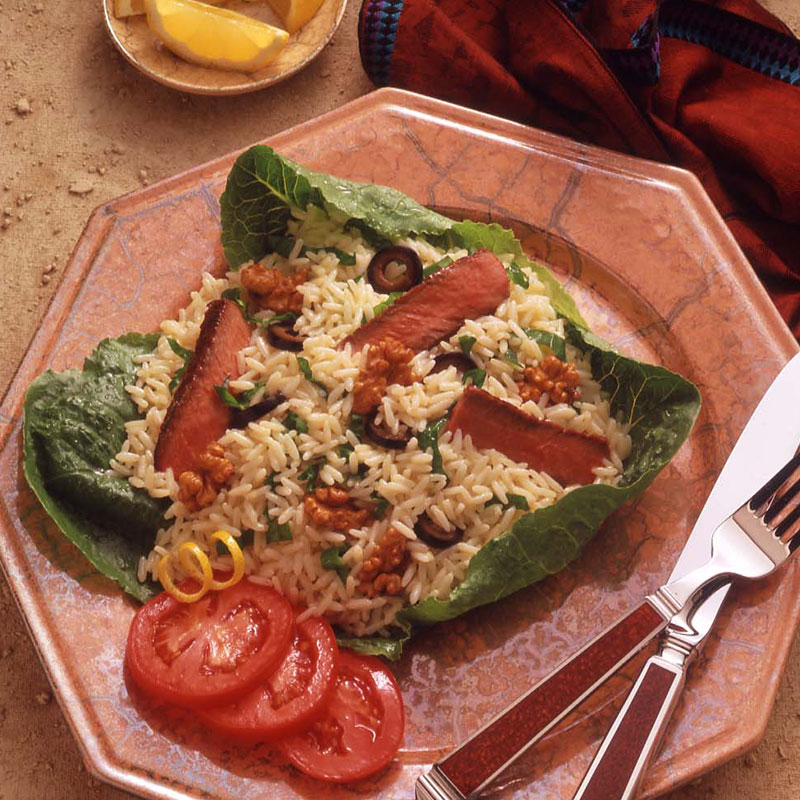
102;0;347;95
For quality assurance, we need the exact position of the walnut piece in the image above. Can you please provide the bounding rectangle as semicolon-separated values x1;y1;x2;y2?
240;264;309;314
359;527;406;598
304;486;373;532
352;337;416;414
177;442;235;511
372;573;403;596
515;355;581;406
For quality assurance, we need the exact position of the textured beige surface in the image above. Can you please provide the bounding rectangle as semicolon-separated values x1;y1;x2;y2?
0;1;798;798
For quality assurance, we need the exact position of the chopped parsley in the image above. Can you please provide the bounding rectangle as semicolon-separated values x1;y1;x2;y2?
166;337;193;361
506;262;530;289
487;493;530;511
346;461;369;485
371;491;389;519
221;287;248;314
463;368;486;388
418;416;448;477
349;413;365;440
321;546;349;582
458;335;477;356
284;410;308;434
166;338;193;392
214;376;264;410
264;311;297;328
297;356;328;396
373;292;403;316
337;443;354;460
422;255;453;278
317;246;357;266
220;287;260;324
215;529;254;554
266;519;293;543
298;460;323;491
525;329;567;360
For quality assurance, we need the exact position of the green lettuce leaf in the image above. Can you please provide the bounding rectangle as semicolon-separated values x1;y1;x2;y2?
336;628;410;661
221;145;586;329
399;323;700;627
219;146;701;657
220;145;452;268
22;334;169;601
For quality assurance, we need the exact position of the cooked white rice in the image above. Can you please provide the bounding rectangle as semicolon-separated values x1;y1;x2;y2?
111;207;632;637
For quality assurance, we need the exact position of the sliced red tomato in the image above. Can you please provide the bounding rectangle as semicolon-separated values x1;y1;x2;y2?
278;650;404;783
197;615;339;741
126;578;293;708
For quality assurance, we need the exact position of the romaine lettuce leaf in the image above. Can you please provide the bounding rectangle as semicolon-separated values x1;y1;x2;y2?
221;145;587;326
219;145;701;658
336;628;409;661
220;145;452;268
398;323;699;627
23;334;168;601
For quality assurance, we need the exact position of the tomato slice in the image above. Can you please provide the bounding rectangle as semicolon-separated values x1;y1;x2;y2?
278;650;405;783
126;578;294;708
198;615;339;741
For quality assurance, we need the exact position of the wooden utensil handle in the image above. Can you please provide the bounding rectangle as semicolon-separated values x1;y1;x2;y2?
435;600;668;798
573;657;685;800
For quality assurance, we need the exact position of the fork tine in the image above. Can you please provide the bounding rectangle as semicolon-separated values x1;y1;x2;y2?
776;502;800;543
751;451;800;515
763;474;800;526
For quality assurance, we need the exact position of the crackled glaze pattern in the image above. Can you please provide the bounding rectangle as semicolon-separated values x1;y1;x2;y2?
0;90;798;800
103;0;348;95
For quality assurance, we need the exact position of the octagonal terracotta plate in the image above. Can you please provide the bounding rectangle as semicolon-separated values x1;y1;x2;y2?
0;88;798;800
103;0;347;95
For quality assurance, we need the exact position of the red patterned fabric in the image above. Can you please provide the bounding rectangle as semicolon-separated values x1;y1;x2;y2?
363;0;800;335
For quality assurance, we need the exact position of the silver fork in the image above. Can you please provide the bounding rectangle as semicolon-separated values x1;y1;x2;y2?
649;450;800;621
572;450;800;800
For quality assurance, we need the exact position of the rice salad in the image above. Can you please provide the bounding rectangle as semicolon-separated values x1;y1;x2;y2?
111;205;632;638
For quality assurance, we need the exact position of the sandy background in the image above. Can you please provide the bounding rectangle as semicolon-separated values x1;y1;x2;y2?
1;0;799;797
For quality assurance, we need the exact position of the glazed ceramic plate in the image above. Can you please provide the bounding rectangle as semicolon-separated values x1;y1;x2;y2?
0;89;798;800
103;0;347;95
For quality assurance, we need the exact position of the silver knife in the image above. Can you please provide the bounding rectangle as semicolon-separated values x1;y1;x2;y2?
417;351;800;800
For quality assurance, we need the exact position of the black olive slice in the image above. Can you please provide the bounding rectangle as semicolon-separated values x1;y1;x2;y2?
414;513;464;548
431;352;474;376
364;410;412;450
367;246;423;293
230;393;287;429
267;321;305;352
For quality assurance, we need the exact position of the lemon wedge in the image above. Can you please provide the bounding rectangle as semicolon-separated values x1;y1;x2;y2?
114;0;221;19
262;0;324;34
145;0;290;72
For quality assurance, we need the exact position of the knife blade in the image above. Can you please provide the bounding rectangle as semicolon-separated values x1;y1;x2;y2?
416;351;800;800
